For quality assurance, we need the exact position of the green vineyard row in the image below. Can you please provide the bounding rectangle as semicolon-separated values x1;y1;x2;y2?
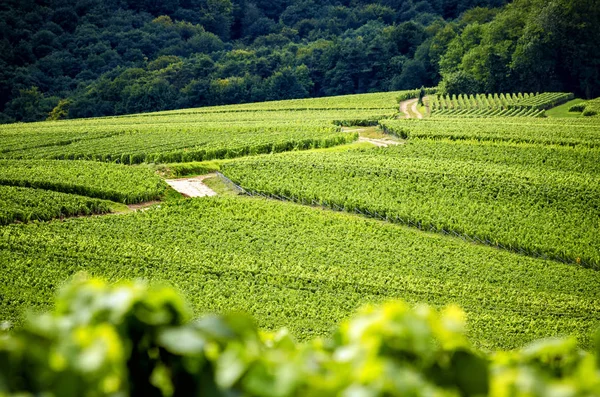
0;90;419;163
221;136;600;268
0;118;359;163
380;117;600;147
145;89;421;115
1;198;598;350
427;92;573;118
0;185;112;225
0;160;166;204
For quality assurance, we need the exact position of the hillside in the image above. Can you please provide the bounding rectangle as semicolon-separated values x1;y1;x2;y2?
0;90;599;352
2;0;600;390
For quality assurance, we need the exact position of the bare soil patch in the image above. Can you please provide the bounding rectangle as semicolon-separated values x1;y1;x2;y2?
165;174;218;198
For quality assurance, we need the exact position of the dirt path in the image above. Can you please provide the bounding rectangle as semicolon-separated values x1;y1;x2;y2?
127;201;160;211
358;137;401;147
165;174;217;198
341;126;403;147
399;98;423;119
399;99;413;119
411;99;423;119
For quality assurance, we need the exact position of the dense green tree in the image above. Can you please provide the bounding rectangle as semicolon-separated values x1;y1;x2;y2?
393;59;428;90
47;98;70;120
266;65;313;100
4;87;59;122
7;0;599;122
438;0;600;97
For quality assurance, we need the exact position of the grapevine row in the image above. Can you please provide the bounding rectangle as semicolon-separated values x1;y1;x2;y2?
0;185;113;225
1;197;598;349
427;92;573;117
220;137;600;268
0;160;167;204
380;117;600;147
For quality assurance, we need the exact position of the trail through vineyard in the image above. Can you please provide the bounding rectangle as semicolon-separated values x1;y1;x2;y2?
399;98;423;119
357;136;401;147
340;126;402;147
411;99;424;119
165;174;218;198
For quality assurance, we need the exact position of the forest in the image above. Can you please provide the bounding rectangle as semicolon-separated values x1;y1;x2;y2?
1;0;599;122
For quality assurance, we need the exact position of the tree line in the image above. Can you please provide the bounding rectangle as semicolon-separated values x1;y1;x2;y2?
0;0;598;122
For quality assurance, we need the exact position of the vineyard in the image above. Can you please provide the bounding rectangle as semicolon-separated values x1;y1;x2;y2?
0;90;412;163
426;92;573;118
0;117;357;163
149;88;429;115
221;139;600;268
0;90;599;365
0;160;166;203
1;197;598;350
380;117;600;146
0;185;113;225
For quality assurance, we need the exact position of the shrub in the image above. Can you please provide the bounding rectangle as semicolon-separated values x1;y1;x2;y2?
1;278;599;396
569;103;587;112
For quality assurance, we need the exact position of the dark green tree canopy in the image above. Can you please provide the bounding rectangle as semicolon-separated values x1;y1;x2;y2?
1;0;597;122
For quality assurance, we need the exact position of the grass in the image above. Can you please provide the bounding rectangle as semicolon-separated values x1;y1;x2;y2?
353;126;388;139
203;175;240;196
545;98;585;118
405;105;417;119
108;202;131;213
162;187;185;202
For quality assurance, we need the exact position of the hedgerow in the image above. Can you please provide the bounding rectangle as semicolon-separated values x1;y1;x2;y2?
574;98;600;117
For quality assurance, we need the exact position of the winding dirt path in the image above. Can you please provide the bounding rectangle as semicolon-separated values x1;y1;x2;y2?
399;98;423;119
410;99;423;119
165;174;217;198
357;137;401;147
399;98;413;119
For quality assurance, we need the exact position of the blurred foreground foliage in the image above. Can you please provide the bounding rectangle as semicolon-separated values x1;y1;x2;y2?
1;278;599;396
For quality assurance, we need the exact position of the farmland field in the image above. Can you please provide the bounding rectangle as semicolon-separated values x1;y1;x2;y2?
426;92;573;118
0;90;415;163
381;117;600;146
221;119;600;268
0;90;599;354
1;197;598;350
